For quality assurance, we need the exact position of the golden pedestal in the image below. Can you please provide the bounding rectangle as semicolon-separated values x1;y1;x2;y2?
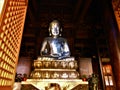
22;79;88;90
30;57;79;79
22;57;88;90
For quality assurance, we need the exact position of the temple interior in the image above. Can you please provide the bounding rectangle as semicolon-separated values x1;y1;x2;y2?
0;0;120;90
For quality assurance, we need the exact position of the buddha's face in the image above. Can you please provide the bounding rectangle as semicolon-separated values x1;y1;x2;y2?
49;20;61;37
51;23;60;36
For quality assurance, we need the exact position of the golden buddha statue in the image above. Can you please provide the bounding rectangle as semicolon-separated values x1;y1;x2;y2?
30;20;79;79
40;20;70;59
24;20;88;90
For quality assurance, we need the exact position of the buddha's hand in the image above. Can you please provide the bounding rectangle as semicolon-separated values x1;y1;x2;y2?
50;53;59;57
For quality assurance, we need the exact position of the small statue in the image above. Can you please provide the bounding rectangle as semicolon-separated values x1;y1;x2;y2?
89;74;99;90
40;20;70;59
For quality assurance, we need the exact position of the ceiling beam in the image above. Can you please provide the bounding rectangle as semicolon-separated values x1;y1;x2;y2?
28;22;74;28
31;0;39;13
73;0;83;21
78;0;92;21
27;6;35;21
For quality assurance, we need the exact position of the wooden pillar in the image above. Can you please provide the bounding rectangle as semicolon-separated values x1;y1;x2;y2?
103;3;120;90
102;0;120;89
108;29;120;89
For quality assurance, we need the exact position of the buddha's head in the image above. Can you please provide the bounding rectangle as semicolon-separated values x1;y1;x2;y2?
49;20;62;37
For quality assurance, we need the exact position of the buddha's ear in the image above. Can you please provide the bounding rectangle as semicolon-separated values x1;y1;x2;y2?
48;28;51;36
48;27;50;32
60;28;62;32
59;28;62;36
59;34;61;36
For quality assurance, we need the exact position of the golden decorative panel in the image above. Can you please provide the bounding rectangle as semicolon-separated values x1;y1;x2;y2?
112;0;120;31
0;0;28;87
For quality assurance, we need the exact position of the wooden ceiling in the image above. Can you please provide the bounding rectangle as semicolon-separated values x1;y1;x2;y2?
20;0;113;59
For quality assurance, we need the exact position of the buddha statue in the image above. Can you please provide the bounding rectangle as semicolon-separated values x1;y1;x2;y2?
31;20;79;80
40;20;70;59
